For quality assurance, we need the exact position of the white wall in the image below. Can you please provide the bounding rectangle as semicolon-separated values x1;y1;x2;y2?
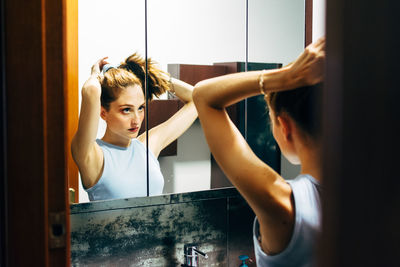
248;0;305;65
313;0;326;42
78;0;312;202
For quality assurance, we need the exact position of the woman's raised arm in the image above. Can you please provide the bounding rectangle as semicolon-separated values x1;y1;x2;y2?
192;37;325;254
71;57;108;188
139;76;198;157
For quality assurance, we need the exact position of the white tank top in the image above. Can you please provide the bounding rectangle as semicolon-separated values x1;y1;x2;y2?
253;174;322;267
85;139;164;201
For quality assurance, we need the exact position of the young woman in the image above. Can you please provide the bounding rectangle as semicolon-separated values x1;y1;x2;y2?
193;38;325;266
71;53;197;201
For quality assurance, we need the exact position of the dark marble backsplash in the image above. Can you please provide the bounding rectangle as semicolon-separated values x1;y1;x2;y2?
70;188;256;266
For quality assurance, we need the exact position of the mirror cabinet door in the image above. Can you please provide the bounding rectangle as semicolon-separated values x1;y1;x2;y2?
248;0;306;180
75;0;306;203
146;0;247;195
77;0;146;203
146;0;307;195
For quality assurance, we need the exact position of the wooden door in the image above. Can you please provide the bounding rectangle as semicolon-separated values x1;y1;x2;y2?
2;0;78;265
320;0;400;266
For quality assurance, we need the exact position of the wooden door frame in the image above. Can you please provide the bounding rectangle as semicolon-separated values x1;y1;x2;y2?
1;0;7;265
65;0;79;204
319;0;400;266
305;0;313;46
1;0;78;265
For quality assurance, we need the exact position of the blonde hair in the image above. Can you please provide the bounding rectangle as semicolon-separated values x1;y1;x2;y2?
100;68;141;110
100;52;170;109
119;52;169;100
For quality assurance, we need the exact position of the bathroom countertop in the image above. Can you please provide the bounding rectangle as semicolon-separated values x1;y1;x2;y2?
70;187;240;214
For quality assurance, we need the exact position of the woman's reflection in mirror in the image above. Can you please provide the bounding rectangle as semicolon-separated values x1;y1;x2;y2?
193;37;325;267
71;53;197;201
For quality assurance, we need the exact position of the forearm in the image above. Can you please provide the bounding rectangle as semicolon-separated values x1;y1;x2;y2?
72;81;101;153
169;77;194;103
193;67;290;109
193;37;325;109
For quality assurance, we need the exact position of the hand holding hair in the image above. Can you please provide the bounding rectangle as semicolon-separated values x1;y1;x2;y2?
83;57;109;93
90;56;109;77
284;36;325;89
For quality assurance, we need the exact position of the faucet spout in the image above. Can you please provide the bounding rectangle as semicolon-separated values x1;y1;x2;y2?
192;248;208;259
182;244;208;267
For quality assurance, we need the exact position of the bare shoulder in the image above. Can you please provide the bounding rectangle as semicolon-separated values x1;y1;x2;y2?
71;140;104;189
256;172;295;255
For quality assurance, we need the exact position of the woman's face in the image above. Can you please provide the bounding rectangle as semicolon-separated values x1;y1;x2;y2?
102;84;145;141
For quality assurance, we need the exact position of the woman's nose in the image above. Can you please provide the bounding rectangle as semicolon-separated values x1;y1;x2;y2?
131;112;141;124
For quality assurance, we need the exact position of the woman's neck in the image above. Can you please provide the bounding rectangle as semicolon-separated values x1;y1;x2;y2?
298;140;322;182
102;129;131;147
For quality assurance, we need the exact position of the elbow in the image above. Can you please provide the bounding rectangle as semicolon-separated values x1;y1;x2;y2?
70;136;79;160
192;84;200;105
192;80;207;107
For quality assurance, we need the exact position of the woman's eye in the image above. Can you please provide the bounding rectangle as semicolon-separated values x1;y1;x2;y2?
122;108;131;114
138;105;145;111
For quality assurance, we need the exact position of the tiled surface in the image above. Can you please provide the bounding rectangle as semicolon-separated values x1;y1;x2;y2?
70;188;255;266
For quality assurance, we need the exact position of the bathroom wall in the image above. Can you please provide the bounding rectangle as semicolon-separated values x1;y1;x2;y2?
313;0;326;42
70;188;256;266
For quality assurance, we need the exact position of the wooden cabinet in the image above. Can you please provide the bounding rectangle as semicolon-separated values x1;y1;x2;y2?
139;99;183;156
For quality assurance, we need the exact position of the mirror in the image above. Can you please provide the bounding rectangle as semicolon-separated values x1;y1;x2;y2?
248;0;306;180
75;0;306;203
147;0;307;195
147;0;246;195
77;0;146;202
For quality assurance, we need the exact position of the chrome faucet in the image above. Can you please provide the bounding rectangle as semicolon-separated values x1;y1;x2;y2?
182;244;208;267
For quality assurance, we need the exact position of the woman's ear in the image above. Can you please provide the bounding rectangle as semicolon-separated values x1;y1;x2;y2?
277;114;292;142
100;107;107;121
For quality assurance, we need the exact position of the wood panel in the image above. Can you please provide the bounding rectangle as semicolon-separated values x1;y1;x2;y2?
320;0;400;266
45;0;70;263
305;0;313;46
171;64;228;85
4;0;72;265
0;0;7;264
5;0;48;265
139;99;182;156
65;0;79;203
